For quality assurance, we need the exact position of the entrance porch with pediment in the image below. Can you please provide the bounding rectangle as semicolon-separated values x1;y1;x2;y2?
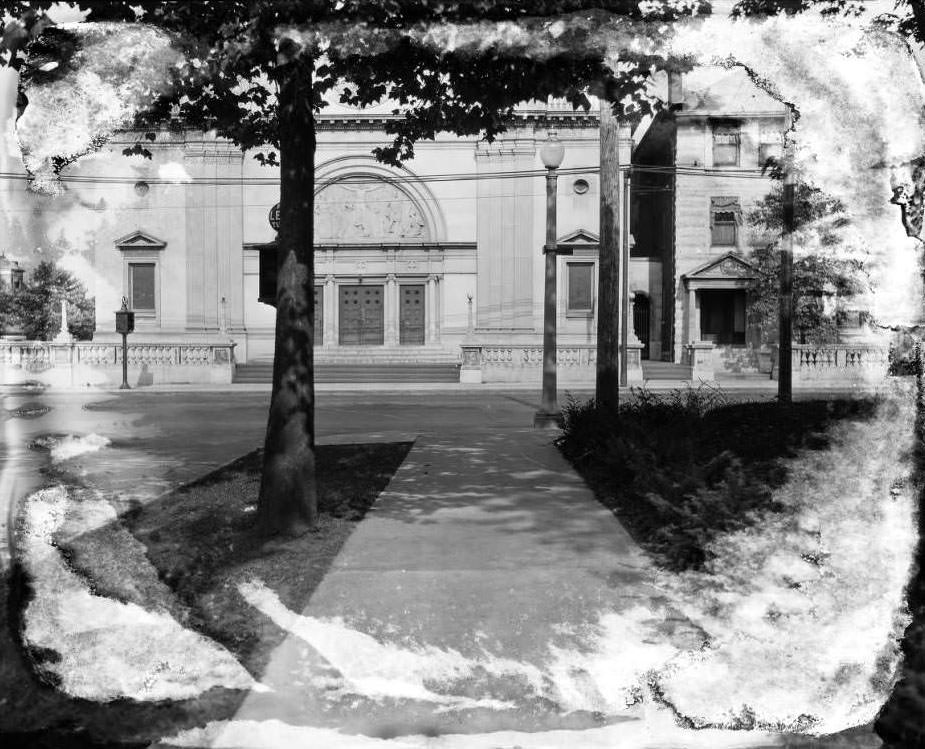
680;252;762;374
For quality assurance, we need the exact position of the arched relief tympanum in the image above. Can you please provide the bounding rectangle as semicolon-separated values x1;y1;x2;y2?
314;177;431;242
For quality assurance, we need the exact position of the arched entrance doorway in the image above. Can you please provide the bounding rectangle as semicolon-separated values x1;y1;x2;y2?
633;293;651;360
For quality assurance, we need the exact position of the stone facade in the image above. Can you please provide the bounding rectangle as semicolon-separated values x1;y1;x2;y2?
634;66;791;371
3;66;816;384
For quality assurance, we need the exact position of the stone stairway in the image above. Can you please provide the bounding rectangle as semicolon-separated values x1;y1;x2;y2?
234;348;461;384
641;360;694;381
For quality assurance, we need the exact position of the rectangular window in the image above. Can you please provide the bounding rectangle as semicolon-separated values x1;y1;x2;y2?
712;123;740;166
129;263;156;311
567;262;594;314
710;197;740;246
758;124;783;167
711;211;737;245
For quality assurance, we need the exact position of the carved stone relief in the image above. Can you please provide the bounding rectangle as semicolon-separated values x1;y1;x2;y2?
315;179;428;241
719;258;751;276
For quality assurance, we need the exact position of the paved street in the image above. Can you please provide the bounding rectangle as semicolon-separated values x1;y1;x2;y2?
1;386;579;563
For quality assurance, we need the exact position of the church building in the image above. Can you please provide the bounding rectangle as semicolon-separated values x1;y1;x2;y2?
16;66;791;384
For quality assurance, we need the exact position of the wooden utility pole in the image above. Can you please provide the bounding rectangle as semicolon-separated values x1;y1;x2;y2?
779;169;794;403
597;101;621;407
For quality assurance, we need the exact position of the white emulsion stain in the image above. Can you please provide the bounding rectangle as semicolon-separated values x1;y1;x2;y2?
17;485;261;702
237;578;538;711
48;433;111;462
667;10;925;330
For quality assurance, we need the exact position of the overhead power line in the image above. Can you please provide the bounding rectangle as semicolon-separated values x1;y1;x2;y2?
0;162;782;188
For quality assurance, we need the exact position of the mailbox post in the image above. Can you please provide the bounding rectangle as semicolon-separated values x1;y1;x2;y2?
115;297;135;390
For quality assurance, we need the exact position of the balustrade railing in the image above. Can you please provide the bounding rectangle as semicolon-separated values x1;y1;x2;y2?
1;340;236;384
475;344;598;368
793;343;889;379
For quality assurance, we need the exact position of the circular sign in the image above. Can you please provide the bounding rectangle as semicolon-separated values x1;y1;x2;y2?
269;203;280;230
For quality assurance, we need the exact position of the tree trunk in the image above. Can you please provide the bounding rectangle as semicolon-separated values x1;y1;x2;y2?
778;170;794;403
256;61;318;536
596;101;621;407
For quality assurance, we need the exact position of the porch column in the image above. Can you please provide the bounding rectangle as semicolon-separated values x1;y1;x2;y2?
426;274;438;343
688;287;698;344
385;273;398;345
324;274;336;347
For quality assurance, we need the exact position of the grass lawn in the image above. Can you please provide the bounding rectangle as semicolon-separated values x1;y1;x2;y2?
1;441;412;746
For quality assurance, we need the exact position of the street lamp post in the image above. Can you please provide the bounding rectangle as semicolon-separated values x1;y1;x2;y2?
115;297;135;390
534;131;565;428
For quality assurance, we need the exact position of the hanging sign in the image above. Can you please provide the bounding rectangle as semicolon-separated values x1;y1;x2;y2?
269;203;281;231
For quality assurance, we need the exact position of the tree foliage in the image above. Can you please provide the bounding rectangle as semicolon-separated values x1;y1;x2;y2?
0;261;95;340
746;184;869;345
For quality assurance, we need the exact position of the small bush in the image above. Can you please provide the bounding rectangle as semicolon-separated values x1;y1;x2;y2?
889;337;922;377
556;386;876;571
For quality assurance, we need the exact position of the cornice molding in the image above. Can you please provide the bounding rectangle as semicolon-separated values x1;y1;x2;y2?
244;241;476;252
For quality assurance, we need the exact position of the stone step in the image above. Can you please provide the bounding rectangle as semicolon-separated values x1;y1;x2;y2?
234;362;461;384
641;361;694;380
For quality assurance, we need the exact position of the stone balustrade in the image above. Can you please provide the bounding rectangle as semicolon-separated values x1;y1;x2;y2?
792;343;890;383
460;343;644;385
460;344;596;384
0;340;235;387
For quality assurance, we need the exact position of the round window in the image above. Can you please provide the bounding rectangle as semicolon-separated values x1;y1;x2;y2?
573;178;590;195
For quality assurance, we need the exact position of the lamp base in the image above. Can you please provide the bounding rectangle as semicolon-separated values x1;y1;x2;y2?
533;410;560;429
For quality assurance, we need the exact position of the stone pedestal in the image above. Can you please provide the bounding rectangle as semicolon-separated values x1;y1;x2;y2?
459;343;482;384
625;339;644;384
53;299;73;344
685;341;716;382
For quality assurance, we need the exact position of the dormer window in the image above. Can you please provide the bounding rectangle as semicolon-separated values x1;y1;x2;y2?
712;122;740;167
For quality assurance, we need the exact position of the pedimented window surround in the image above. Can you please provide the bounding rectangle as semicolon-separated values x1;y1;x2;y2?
117;230;166;324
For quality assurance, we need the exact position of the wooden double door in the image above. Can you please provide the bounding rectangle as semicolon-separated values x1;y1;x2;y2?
337;283;426;346
339;285;384;345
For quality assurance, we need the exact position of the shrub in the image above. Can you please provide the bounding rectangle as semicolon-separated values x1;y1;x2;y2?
888;336;922;377
0;261;95;340
557;386;877;571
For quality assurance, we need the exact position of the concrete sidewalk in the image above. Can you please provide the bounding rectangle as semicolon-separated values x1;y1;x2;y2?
215;428;706;740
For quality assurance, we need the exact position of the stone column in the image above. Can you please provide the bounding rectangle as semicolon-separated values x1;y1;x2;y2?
385;273;398;345
434;275;442;341
324;274;336;347
426;274;438;343
688;287;698;344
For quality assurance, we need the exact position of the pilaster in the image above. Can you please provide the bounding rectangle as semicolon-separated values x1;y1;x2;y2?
426;274;438;343
385;273;398;345
324;274;336;346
